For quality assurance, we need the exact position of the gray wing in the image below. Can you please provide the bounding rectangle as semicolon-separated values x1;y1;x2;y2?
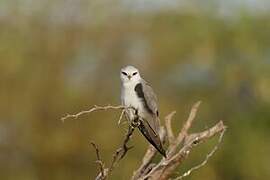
134;80;160;132
141;80;159;116
134;80;166;157
138;118;166;157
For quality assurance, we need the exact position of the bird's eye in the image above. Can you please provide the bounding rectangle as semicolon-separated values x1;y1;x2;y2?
122;72;127;76
132;72;138;76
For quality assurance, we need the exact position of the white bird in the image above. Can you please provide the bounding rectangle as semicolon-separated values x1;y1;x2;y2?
120;65;166;157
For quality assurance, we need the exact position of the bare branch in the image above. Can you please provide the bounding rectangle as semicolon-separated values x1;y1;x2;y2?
61;105;126;122
90;142;107;180
168;101;201;157
177;101;201;142
165;111;176;144
174;128;226;180
183;121;226;146
62;104;139;179
94;125;135;179
120;126;135;159
64;101;226;180
108;147;122;175
145;121;226;180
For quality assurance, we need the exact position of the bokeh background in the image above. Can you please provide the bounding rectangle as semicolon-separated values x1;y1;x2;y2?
1;0;270;179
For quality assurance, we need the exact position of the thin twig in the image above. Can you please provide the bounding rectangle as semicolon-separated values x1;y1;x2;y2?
108;148;122;175
61;105;126;122
177;101;201;143
118;109;126;125
165;111;176;144
168;101;201;157
91;142;106;180
94;123;136;179
120;126;135;159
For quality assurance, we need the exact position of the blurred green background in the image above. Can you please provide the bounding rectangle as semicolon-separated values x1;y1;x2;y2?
1;0;270;179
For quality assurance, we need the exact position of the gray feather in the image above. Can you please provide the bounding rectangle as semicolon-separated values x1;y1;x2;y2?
135;79;160;134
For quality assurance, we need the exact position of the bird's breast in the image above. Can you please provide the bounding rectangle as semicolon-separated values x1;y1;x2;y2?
121;86;143;110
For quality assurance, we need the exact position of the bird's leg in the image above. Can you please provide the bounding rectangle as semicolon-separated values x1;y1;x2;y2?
131;109;141;128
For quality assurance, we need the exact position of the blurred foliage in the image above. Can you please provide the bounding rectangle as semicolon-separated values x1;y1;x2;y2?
1;0;270;180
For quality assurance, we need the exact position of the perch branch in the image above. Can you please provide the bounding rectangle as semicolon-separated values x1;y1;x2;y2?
63;105;137;179
133;102;226;180
62;104;139;179
61;105;136;122
64;101;226;180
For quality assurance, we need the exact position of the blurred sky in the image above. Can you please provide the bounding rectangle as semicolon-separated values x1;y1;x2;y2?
1;0;270;23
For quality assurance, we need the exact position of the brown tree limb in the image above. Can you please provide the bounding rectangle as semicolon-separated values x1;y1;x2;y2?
92;125;136;180
149;121;226;180
174;128;226;180
132;102;226;180
119;126;135;159
63;102;226;180
62;105;139;179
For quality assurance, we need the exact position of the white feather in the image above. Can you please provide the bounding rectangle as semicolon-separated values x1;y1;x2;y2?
120;66;145;120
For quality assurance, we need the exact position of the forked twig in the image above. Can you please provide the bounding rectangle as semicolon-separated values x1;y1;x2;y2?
91;126;135;180
62;105;137;179
91;142;107;180
168;101;201;157
133;101;226;180
174;128;226;180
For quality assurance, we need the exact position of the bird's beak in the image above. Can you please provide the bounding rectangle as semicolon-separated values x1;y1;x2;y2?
128;75;131;80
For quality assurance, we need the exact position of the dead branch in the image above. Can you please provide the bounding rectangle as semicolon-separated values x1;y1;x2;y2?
119;126;135;159
91;142;107;180
165;111;176;144
61;105;136;179
132;101;227;180
61;105;129;122
167;101;201;157
147;121;225;180
174;128;226;180
91;126;135;180
63;102;226;180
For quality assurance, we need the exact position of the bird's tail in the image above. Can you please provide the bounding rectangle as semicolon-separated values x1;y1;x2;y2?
138;118;166;157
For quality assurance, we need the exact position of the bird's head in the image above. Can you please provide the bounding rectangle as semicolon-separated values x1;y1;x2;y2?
120;65;141;84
